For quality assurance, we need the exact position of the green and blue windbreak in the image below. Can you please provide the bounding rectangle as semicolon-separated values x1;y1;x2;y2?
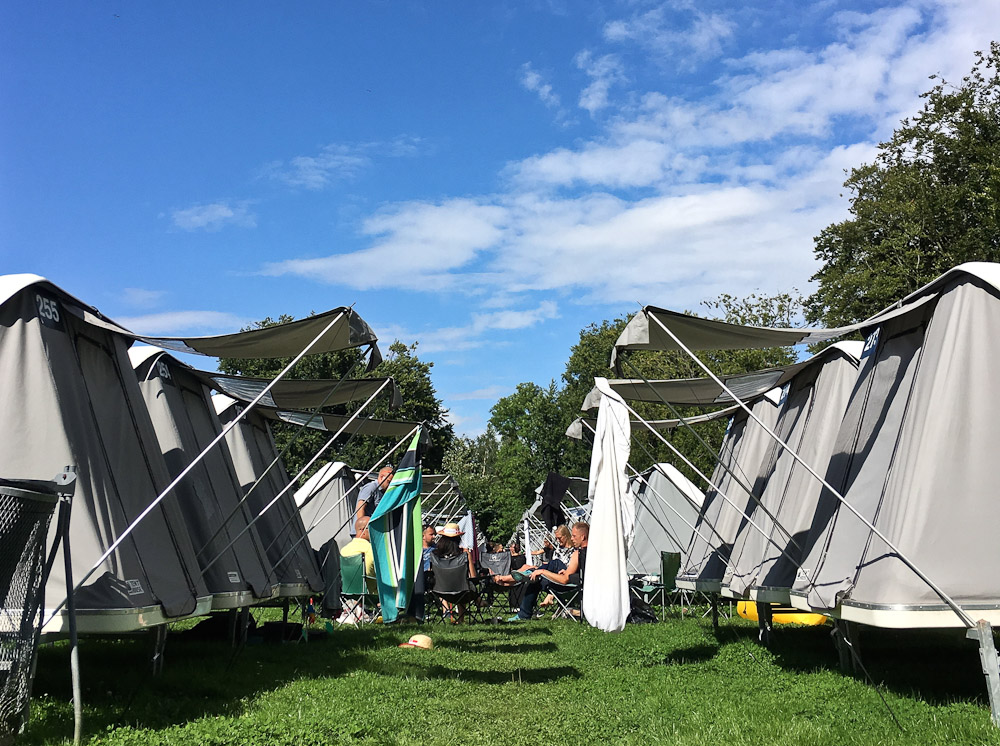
369;428;423;622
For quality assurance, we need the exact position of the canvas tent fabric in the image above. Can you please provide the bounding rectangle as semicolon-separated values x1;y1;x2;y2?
718;343;862;604
676;394;782;593
369;428;425;623
294;461;358;552
628;464;704;576
790;265;1000;627
130;348;276;605
214;395;323;595
582;378;634;633
0;276;211;632
273;410;418;438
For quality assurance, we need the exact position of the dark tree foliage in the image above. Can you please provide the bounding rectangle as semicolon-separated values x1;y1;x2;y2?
218;319;454;479
807;43;1000;326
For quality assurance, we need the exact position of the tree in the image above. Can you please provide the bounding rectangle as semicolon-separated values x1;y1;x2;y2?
807;43;1000;326
218;320;454;478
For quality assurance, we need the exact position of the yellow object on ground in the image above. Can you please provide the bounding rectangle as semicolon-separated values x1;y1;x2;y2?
737;601;828;626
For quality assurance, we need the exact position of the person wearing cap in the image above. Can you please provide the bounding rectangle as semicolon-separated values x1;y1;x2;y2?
355;465;394;533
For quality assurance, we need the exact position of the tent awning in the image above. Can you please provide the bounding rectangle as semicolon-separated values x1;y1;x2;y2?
130;346;401;409
1;275;379;360
612;262;1000;366
565;406;739;439
212;394;419;438
595;341;862;407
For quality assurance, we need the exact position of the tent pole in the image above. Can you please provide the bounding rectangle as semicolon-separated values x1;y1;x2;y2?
278;426;420;576
644;312;976;629
44;311;348;627
201;378;392;576
615;396;808;579
619;355;803;555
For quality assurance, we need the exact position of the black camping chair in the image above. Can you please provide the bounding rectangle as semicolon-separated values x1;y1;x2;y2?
428;553;481;624
478;551;515;617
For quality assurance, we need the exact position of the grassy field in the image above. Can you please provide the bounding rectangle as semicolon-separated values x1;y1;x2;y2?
22;608;1000;746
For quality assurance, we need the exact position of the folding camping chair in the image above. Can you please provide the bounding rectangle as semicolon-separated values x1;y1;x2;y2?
428;553;481;624
478;550;516;617
660;551;681;618
547;580;583;622
339;553;379;625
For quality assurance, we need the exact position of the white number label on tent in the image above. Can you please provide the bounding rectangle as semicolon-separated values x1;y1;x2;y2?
125;579;144;596
157;360;174;385
227;572;241;584
862;327;881;359
35;293;64;330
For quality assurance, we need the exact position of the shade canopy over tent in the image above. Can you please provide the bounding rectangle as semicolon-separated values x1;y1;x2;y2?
789;264;1000;628
567;408;739;442
0;274;380;362
129;348;277;607
628;464;705;576
0;276;212;634
273;410;419;438
213;395;323;596
718;342;862;605
675;394;782;593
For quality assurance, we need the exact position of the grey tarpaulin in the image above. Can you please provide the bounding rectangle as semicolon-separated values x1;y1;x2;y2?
213;395;323;595
294;461;358;552
675;394;782;593
0;276;210;633
719;342;862;603
790;264;1000;627
130;348;276;605
628;464;704;576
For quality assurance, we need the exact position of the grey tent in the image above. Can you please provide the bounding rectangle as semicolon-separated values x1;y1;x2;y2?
627;464;704;576
294;461;358;553
719;342;862;604
0;275;212;634
789;263;1000;628
213;395;323;596
130;347;277;608
676;393;782;593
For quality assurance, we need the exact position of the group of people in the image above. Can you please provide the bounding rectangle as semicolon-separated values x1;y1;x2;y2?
336;463;589;625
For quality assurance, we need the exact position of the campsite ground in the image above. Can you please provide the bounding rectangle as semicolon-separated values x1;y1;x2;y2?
24;608;1000;745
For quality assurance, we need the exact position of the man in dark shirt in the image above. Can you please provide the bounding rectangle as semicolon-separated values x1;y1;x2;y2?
508;521;588;621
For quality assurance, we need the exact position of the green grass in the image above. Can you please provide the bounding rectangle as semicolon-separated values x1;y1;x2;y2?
22;609;1000;745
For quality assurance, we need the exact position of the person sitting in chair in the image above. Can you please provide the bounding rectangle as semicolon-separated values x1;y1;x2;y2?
492;524;573;584
507;522;588;621
432;522;476;623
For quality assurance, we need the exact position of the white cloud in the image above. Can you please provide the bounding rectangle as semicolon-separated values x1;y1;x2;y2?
171;202;256;232
604;2;735;64
373;301;559;354
574;51;626;116
262;199;507;291
121;287;166;309
117;310;251;336
448;385;510;401
262;136;423;190
520;62;562;109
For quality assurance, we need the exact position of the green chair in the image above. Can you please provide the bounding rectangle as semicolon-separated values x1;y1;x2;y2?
660;551;682;617
339;553;378;625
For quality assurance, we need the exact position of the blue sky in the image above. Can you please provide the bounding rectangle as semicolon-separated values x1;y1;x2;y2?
3;0;995;437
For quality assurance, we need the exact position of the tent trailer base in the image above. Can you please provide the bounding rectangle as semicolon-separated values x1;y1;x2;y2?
40;595;214;638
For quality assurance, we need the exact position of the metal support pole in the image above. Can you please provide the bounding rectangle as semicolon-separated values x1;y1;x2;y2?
967;621;1000;727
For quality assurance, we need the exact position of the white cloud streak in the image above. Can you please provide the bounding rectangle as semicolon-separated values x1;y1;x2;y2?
262;136;423;190
171;202;256;232
116;310;251;336
520;62;562;109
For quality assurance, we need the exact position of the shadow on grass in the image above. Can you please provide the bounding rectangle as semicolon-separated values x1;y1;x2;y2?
656;643;720;666
708;617;993;708
369;661;582;684
24;625;396;743
446;640;560;654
